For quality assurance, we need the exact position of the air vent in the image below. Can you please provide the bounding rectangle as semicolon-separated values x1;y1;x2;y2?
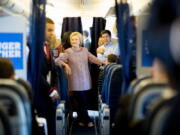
0;0;26;15
80;0;88;9
47;1;54;7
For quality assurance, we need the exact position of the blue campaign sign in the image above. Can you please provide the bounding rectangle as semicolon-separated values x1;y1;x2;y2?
142;30;153;67
0;33;23;69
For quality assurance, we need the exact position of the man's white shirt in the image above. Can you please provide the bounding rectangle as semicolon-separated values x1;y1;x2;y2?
97;42;120;62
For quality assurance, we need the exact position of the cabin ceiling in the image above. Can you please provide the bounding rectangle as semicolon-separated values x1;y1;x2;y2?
0;0;152;19
46;0;115;17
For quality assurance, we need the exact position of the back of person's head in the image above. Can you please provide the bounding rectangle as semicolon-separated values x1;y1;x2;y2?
148;0;180;89
83;30;89;37
107;54;119;63
0;58;15;79
62;31;72;49
100;30;111;37
46;17;54;24
148;0;180;32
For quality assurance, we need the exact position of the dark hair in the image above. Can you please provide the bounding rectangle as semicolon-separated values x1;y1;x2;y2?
147;0;180;33
46;17;54;24
100;30;111;37
148;0;180;90
62;31;72;49
83;30;89;37
0;58;14;78
107;54;119;63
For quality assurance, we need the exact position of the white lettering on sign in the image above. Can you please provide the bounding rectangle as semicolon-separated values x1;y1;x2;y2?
0;42;21;58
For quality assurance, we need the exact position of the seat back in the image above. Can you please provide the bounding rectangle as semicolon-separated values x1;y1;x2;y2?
56;66;69;106
101;64;119;102
55;67;69;135
0;107;12;135
127;76;151;94
108;65;123;121
0;79;31;135
145;91;176;135
128;79;168;123
16;78;33;102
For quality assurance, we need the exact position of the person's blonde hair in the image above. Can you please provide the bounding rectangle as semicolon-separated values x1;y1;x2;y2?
50;38;61;49
98;37;104;46
70;32;83;46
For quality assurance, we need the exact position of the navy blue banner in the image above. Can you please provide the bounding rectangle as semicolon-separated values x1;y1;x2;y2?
142;30;153;67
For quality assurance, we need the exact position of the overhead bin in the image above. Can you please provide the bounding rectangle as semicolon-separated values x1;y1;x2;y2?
0;0;31;18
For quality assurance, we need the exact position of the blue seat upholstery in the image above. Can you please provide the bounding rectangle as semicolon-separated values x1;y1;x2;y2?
56;66;69;103
0;79;32;135
127;76;151;94
145;91;176;135
100;64;123;125
108;65;123;122
101;64;117;102
128;79;168;123
55;66;69;135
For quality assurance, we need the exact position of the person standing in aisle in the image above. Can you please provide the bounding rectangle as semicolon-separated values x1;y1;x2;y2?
55;32;105;127
36;17;62;135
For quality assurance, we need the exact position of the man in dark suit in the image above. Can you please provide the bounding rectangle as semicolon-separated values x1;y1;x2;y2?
83;30;91;51
37;17;60;135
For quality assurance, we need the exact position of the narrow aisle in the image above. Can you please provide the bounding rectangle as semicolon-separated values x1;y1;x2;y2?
69;111;99;135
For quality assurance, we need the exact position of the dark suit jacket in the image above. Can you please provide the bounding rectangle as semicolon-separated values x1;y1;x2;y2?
83;39;91;51
37;44;58;110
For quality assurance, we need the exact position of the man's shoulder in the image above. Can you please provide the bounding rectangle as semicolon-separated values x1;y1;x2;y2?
99;45;105;49
85;39;91;44
109;42;118;48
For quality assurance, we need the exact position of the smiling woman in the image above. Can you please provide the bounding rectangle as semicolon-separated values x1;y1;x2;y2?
55;32;104;128
0;0;162;135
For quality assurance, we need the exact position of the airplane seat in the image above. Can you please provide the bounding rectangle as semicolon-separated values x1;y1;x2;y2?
99;63;118;111
101;63;117;102
56;101;66;135
98;64;122;135
0;79;32;135
55;66;69;135
15;78;33;102
98;63;117;102
128;79;168;125
0;79;47;135
98;64;116;135
0;107;12;135
98;65;108;94
99;103;110;135
127;76;152;94
144;91;177;135
104;65;121;103
108;65;123;124
55;66;69;107
15;78;45;134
